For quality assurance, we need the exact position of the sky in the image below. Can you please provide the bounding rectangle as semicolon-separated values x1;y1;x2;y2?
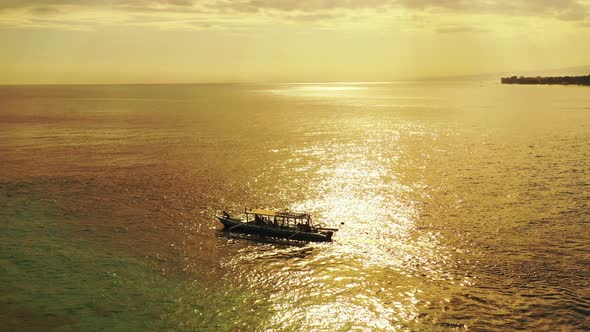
1;0;590;84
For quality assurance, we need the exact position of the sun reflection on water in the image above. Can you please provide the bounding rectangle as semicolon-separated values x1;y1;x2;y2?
221;118;464;329
210;82;484;330
268;83;371;100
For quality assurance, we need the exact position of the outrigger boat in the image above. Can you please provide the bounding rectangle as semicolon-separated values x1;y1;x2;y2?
216;208;337;242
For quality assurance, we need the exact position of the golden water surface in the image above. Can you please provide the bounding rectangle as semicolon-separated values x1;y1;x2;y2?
1;82;589;330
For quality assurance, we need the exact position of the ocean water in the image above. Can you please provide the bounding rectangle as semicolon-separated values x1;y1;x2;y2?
0;82;589;331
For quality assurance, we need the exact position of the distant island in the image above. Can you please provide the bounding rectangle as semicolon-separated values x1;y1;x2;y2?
501;75;590;86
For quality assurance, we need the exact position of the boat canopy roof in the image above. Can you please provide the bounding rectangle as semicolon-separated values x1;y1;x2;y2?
246;209;310;219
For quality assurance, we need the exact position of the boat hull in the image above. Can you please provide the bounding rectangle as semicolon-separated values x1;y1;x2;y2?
216;216;333;242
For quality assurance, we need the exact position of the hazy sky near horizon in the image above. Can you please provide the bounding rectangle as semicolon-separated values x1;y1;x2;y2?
1;0;590;84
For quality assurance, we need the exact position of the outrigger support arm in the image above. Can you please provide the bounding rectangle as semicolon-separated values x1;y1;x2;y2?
316;227;339;232
229;223;244;232
287;231;301;241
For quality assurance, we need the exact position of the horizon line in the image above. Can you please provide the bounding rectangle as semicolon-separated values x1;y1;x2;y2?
2;67;589;87
0;77;499;87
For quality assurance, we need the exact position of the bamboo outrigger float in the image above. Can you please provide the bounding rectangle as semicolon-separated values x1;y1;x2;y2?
216;208;337;242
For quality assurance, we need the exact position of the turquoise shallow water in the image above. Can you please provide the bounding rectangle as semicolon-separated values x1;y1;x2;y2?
1;183;274;331
1;82;589;330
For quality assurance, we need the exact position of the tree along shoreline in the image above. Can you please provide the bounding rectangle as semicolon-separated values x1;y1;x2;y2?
501;75;590;86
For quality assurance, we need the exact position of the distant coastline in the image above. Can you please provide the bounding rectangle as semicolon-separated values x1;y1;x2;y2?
501;75;590;86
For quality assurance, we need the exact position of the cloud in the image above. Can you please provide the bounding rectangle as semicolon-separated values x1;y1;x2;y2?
216;0;590;21
0;0;196;12
285;12;340;22
220;0;394;13
396;0;590;21
0;0;588;15
0;0;213;30
29;6;61;16
0;0;589;30
436;25;490;33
